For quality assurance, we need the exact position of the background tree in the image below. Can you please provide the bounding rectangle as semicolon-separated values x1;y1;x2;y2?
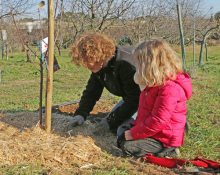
0;0;37;19
0;0;40;58
214;11;220;22
197;21;219;65
62;0;136;42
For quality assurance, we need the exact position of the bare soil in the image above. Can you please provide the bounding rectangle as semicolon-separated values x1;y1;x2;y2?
52;98;115;116
0;99;188;174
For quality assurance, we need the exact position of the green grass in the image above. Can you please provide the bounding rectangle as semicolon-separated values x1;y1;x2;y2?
0;45;220;173
0;48;118;112
0;163;50;175
176;46;220;161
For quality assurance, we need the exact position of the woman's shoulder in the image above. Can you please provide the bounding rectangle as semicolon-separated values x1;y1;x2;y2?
116;45;135;51
114;46;136;67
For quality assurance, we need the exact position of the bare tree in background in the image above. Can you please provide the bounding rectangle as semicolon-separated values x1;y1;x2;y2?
119;0;207;45
122;0;161;43
0;0;37;19
54;0;65;56
196;18;219;65
63;0;135;42
2;0;216;55
0;0;39;56
0;19;22;53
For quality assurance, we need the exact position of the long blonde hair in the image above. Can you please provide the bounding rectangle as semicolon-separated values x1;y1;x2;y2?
134;38;183;87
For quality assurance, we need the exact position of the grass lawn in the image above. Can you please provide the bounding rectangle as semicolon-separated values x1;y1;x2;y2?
179;46;220;160
0;45;219;174
0;48;119;112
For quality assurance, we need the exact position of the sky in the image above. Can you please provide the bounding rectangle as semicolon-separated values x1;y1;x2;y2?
204;0;220;14
28;0;220;19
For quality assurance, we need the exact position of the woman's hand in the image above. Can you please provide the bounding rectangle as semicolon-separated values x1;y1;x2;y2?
125;130;133;140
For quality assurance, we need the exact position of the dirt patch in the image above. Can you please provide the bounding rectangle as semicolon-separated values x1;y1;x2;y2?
0;101;181;174
52;98;116;116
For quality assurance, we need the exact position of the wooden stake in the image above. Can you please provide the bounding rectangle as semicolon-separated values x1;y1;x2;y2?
45;0;54;133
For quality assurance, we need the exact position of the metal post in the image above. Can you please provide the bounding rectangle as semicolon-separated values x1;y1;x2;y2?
38;1;45;126
39;58;43;125
177;4;186;71
45;0;54;133
138;23;140;43
193;14;195;69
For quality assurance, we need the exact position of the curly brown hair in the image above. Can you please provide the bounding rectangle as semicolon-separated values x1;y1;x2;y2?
69;33;116;66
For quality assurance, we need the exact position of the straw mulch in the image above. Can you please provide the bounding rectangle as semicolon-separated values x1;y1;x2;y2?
0;112;179;174
0;112;121;169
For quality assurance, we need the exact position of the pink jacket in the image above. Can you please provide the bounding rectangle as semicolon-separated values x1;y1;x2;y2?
130;73;192;147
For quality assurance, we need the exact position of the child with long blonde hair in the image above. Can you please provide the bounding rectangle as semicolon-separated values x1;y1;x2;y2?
117;38;192;157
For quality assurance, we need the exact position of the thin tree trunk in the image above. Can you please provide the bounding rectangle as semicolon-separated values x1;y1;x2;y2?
6;43;8;60
199;38;206;65
58;46;61;56
205;41;208;61
2;41;4;60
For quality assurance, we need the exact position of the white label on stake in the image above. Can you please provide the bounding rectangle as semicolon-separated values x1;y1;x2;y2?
38;37;48;53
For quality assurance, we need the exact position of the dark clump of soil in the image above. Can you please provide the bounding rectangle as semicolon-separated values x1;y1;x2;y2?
52;98;116;118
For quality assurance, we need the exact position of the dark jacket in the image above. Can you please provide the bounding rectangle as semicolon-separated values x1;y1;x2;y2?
74;46;141;129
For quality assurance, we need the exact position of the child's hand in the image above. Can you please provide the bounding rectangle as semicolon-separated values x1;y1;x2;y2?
125;130;133;140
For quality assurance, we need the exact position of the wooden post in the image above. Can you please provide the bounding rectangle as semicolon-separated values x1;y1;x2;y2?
177;4;186;71
45;0;54;133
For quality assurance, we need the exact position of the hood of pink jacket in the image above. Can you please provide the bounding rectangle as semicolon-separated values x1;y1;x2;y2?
173;73;192;99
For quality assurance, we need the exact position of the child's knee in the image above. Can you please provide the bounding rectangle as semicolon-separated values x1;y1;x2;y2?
120;140;139;157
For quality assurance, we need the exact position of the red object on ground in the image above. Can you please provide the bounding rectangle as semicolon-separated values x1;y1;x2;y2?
142;153;220;169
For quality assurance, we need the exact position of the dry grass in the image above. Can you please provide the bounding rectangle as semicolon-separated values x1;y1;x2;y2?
186;67;198;79
173;45;202;53
0;112;179;174
0;112;121;167
207;39;220;46
0;79;42;88
0;115;104;169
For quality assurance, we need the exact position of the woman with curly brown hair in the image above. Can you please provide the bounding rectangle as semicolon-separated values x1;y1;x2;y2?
64;33;141;135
